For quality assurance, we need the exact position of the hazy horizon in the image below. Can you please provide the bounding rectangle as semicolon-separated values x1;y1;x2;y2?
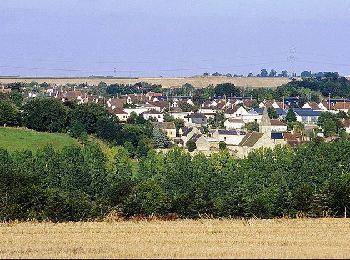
1;0;350;77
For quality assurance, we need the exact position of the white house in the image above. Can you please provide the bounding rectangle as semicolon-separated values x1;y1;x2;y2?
212;129;246;145
112;108;129;122
270;119;288;132
142;110;164;122
224;118;245;130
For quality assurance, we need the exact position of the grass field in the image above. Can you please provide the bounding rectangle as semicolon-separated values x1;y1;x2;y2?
0;219;349;259
0;127;78;152
0;76;292;88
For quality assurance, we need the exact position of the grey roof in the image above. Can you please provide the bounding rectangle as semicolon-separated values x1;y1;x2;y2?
187;113;207;119
218;129;245;135
293;108;321;117
182;127;193;136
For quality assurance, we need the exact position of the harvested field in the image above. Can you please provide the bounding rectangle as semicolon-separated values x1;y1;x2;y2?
0;76;292;88
0;218;349;259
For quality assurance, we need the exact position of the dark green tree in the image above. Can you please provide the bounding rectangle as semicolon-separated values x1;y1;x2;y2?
23;98;67;132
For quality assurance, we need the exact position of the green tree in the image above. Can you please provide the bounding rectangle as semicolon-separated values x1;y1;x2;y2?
152;126;169;148
23;98;67;132
0;100;20;126
214;83;241;97
317;112;343;137
219;141;227;150
267;107;278;119
260;69;268;77
186;139;197;152
96;115;122;143
209;111;225;128
285;108;297;123
68;103;109;134
245;121;259;132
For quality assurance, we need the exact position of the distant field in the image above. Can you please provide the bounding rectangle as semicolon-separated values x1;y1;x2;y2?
0;218;349;259
0;76;292;88
0;127;78;152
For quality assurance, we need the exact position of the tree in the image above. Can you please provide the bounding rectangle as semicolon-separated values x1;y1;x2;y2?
96;115;122;143
152;126;169;148
68;103;109;134
301;71;312;78
269;69;277;77
219;141;227;150
179;102;196;112
214;83;241;97
245;121;259;132
260;69;268;77
280;70;288;77
186;140;197;152
285;108;297;123
267;107;278;119
317;112;343;137
0;100;20;126
209;111;225;128
23;98;67;132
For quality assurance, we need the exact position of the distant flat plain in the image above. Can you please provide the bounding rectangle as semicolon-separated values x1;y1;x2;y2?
0;218;349;259
0;76;292;88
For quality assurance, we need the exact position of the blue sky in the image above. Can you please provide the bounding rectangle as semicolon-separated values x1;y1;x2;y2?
1;0;350;77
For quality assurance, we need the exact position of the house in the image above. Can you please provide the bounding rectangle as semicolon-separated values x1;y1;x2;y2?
154;122;177;139
198;108;218;119
283;132;305;146
109;108;129;122
62;91;85;104
107;98;127;109
189;134;210;152
184;113;207;127
212;129;246;145
224;107;238;118
181;126;201;144
294;109;321;124
270;119;288;132
334;101;350;112
169;107;189;121
142;110;164;122
259;99;287;109
224;118;245;130
302;102;322;110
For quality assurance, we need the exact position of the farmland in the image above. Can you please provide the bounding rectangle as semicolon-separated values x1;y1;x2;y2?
0;219;349;259
0;76;292;88
0;127;78;152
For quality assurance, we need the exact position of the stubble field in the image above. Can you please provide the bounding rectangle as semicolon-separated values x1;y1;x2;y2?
0;218;349;259
0;76;291;88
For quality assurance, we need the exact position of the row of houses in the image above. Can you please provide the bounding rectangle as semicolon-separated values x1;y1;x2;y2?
13;87;350;156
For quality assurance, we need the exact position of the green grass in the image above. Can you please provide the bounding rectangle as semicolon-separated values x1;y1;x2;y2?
0;127;79;152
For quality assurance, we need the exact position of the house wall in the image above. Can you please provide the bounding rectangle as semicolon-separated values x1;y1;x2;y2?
224;121;244;129
143;113;164;122
115;113;129;122
196;136;210;151
271;125;288;132
164;129;176;139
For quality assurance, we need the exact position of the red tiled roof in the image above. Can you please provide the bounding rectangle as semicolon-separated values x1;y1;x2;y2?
334;102;350;110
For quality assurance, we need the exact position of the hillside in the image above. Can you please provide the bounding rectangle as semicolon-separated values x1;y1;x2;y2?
0;76;292;88
0;127;79;152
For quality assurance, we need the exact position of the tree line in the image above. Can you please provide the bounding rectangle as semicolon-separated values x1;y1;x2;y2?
1;139;350;221
0;97;168;158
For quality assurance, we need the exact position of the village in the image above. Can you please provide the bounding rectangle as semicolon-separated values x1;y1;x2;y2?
4;82;350;158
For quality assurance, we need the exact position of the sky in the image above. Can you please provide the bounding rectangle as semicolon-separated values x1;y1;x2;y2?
0;0;350;77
